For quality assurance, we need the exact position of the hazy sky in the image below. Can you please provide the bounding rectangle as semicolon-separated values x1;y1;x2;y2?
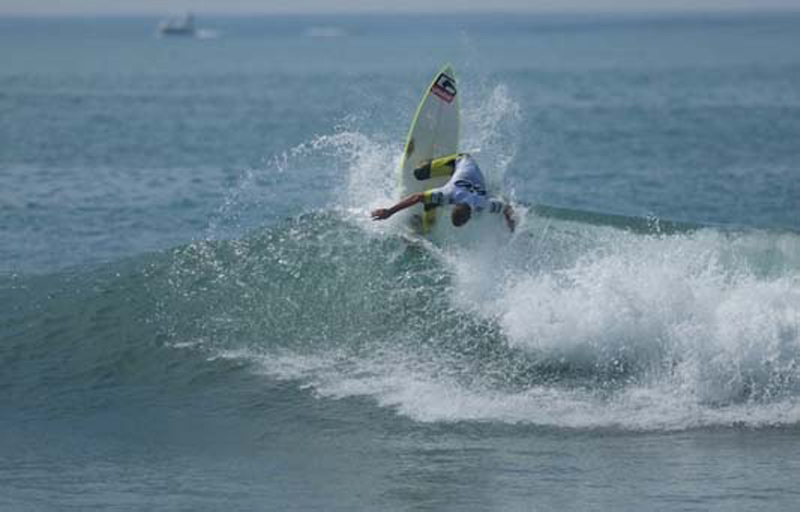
1;0;799;15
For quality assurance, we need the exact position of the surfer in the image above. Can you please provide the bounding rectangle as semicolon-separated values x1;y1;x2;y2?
371;153;516;232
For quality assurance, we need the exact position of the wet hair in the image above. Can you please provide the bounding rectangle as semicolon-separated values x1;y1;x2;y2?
451;203;472;227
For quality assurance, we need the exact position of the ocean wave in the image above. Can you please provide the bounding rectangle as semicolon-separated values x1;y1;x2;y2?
4;75;799;429
4;205;798;431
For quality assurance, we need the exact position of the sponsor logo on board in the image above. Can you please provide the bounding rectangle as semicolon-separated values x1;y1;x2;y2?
431;73;456;103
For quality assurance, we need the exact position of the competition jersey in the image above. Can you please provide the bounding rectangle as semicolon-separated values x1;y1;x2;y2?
422;155;505;214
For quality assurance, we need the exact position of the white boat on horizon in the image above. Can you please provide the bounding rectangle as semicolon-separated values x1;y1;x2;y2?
159;12;196;37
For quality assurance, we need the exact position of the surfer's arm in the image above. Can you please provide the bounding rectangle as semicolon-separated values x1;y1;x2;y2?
371;188;445;220
488;199;516;232
370;193;424;220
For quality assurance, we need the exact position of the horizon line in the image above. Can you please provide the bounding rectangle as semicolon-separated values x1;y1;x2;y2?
2;7;800;17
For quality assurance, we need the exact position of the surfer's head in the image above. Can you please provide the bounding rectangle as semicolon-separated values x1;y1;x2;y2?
451;203;471;227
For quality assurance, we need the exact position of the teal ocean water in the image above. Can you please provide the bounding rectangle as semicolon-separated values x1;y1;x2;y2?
2;13;800;510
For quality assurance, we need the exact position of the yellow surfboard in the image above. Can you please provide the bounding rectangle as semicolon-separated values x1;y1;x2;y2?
398;64;459;234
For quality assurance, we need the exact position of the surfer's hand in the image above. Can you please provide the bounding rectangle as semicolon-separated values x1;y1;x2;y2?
372;195;422;221
371;208;392;220
505;216;516;233
503;205;516;233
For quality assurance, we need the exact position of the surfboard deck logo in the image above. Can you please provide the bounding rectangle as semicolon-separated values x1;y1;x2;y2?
431;73;457;103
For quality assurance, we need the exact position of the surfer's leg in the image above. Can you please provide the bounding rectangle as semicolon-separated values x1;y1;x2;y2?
422;204;438;232
413;154;458;181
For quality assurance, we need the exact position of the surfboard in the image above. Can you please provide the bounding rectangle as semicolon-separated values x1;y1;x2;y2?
398;64;459;234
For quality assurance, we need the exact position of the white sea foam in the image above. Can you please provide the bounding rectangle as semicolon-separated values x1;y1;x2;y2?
493;229;800;404
461;83;522;194
310;130;400;213
220;333;800;430
219;220;800;430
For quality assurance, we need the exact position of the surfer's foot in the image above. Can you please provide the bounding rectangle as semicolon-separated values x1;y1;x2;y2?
413;162;432;181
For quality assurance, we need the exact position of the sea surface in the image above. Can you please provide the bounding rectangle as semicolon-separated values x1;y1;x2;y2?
2;13;800;511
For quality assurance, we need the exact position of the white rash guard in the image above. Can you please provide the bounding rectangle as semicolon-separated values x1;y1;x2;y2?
422;155;505;214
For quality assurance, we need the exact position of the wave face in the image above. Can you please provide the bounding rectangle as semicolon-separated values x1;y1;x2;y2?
4;204;799;432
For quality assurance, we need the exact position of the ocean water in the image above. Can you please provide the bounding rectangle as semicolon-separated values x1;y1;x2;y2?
2;13;800;511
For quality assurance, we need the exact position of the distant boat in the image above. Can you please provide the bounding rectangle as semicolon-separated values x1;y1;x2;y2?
159;12;196;37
